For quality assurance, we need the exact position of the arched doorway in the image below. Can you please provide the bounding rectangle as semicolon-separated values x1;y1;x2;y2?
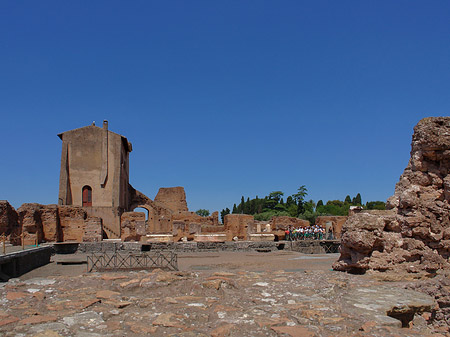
82;186;92;207
134;207;149;221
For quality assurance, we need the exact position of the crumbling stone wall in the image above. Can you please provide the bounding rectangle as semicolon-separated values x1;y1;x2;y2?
82;217;103;242
172;211;219;227
15;204;103;244
334;117;450;275
315;216;348;239
0;201;20;244
224;214;254;241
269;216;310;241
18;204;45;245
121;211;146;241
154;187;188;212
173;222;202;241
271;216;309;230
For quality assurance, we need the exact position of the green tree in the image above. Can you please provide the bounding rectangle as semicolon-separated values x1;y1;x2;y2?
355;193;362;205
254;210;290;221
274;203;286;211
237;196;245;213
303;199;316;213
264;196;278;210
286;196;295;207
232;204;237;214
287;204;298;217
292;185;308;204
195;209;210;217
292;186;308;216
220;208;230;223
366;201;386;210
269;191;284;203
344;195;351;204
317;200;324;207
243;197;251;214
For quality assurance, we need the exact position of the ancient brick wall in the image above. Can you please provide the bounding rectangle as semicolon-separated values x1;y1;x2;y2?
15;204;104;244
17;204;45;245
0;201;20;242
224;214;254;240
82;217;103;242
270;216;310;230
154;187;188;212
120;211;146;241
315;216;348;239
172;222;202;241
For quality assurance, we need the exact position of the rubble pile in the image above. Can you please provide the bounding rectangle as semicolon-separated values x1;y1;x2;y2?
334;117;450;275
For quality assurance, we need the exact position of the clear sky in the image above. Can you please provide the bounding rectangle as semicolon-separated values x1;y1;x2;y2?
1;1;449;213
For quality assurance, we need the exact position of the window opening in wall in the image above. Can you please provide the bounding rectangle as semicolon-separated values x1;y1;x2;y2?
134;207;149;221
82;186;92;207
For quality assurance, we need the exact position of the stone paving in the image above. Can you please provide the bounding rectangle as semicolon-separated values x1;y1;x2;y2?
0;252;450;337
0;257;448;337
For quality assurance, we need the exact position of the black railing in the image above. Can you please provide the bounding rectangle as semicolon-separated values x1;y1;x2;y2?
87;251;178;272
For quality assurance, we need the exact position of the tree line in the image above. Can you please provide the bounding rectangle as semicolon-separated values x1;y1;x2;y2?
219;186;386;224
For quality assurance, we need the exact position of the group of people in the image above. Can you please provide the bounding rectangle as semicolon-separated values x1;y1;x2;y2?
284;225;331;241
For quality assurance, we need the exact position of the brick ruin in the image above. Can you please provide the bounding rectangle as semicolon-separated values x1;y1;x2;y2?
0;194;327;244
2;121;343;245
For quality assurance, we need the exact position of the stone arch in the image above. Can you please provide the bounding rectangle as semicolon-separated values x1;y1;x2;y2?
131;204;158;232
133;206;150;221
132;204;153;221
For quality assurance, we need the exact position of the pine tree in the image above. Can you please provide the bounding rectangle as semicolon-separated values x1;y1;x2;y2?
232;204;237;214
355;193;362;205
317;200;324;207
220;208;230;223
238;196;245;213
286;196;294;207
345;195;351;203
292;185;308;204
244;197;251;214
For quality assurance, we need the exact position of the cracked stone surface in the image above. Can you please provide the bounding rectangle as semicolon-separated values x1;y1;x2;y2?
0;251;447;336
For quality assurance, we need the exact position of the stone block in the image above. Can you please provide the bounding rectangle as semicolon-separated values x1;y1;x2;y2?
248;234;275;242
194;234;227;242
143;234;173;243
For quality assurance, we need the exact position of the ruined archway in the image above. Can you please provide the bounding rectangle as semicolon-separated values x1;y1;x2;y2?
133;206;149;221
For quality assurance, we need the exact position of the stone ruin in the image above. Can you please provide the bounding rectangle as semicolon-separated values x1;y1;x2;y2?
334;117;450;275
0;185;319;245
0;121;349;245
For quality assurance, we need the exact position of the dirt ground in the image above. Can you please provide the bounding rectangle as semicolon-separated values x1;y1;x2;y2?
19;251;338;280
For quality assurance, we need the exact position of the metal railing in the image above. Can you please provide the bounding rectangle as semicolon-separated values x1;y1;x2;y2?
87;251;178;272
0;232;39;255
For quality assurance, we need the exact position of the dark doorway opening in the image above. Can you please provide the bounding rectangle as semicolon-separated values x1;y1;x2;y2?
82;186;92;207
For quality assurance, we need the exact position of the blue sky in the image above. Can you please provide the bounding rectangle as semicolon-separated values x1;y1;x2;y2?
1;1;449;213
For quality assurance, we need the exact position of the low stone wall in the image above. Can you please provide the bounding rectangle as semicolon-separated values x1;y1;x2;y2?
76;240;340;254
0;246;53;281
